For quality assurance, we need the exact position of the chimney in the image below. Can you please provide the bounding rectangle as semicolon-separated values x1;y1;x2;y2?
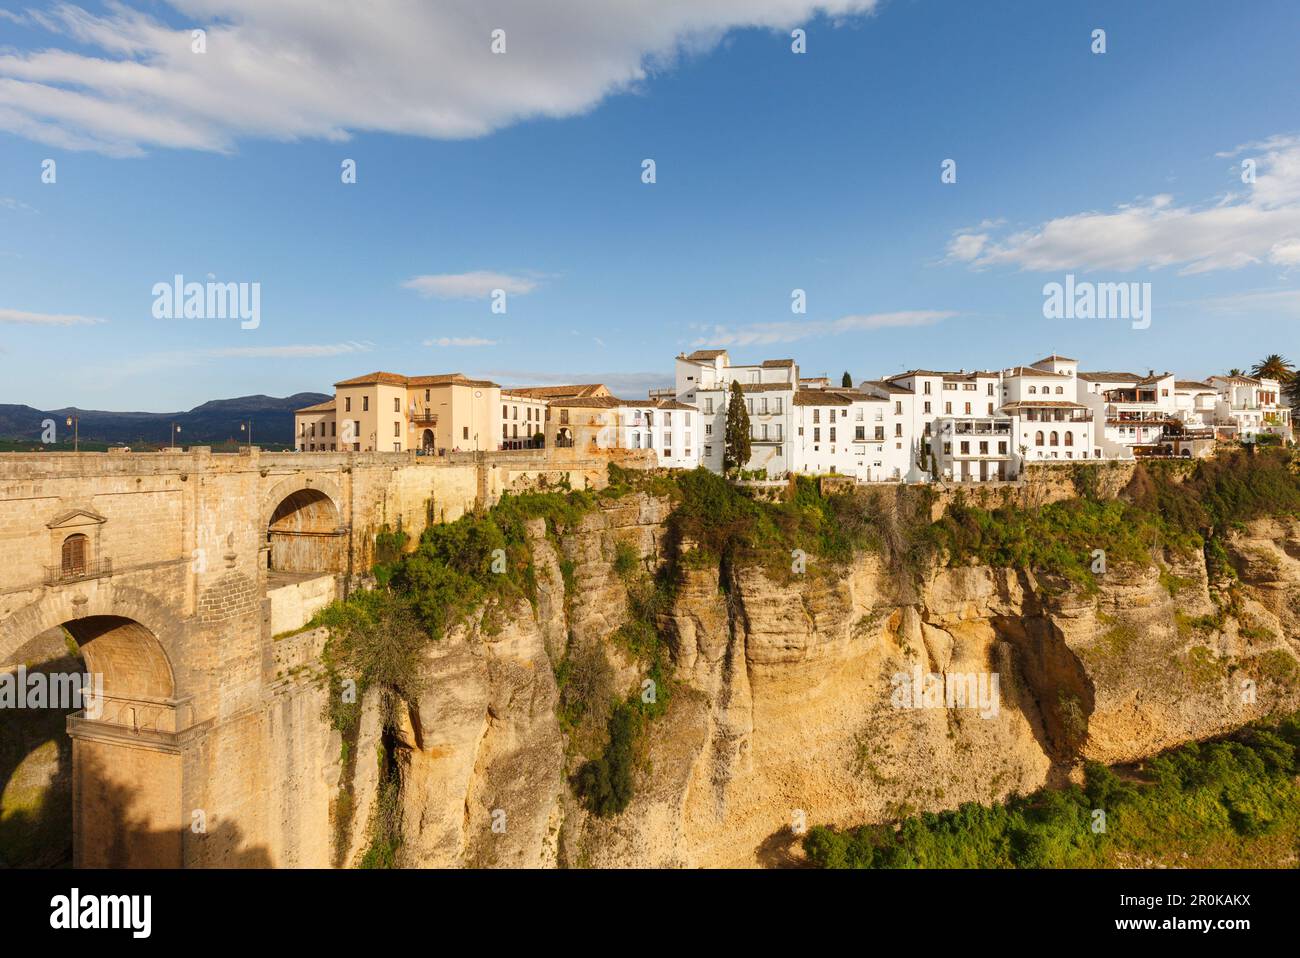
1148;369;1154;377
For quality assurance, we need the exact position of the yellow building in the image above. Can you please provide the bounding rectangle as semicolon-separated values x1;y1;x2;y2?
295;398;337;450
295;372;502;453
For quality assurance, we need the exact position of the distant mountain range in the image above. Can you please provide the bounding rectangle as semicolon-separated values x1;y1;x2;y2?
0;393;331;446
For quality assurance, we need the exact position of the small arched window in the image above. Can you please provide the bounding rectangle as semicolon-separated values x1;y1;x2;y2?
1028;385;1037;394
1056;386;1064;394
1064;432;1074;446
1049;431;1060;446
62;533;88;576
1035;430;1044;446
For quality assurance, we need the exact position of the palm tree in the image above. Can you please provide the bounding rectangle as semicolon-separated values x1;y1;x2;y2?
1251;354;1294;381
1228;368;1244;377
1251;354;1297;408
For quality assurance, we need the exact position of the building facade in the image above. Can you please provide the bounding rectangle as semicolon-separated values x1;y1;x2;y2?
1210;375;1293;442
545;396;698;468
295;371;501;454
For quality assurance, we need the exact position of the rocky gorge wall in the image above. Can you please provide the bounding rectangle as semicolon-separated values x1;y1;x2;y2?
330;491;1300;869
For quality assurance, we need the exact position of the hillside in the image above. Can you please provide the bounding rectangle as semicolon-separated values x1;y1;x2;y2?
0;393;330;447
303;452;1300;867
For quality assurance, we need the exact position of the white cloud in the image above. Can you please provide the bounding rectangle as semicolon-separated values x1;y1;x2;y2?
403;271;538;299
423;336;499;347
0;307;105;325
0;1;879;156
694;310;955;347
1268;239;1300;267
947;134;1300;275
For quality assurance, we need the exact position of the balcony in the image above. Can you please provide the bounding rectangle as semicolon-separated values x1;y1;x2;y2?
1020;410;1092;423
46;557;113;585
410;411;438;426
1104;389;1158;404
951;422;1012;436
1106;410;1177;425
1164;426;1214;440
947;446;1012;459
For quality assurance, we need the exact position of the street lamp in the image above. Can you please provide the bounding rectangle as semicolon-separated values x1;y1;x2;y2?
240;420;253;449
65;414;79;453
171;422;182;449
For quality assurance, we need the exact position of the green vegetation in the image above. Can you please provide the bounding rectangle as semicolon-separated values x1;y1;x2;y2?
575;542;676;817
316;489;603;710
613;541;639;579
805;712;1300;868
359;730;402;869
930;495;1173;589
575;701;641;817
370;524;409;587
668;468;933;578
931;449;1300;587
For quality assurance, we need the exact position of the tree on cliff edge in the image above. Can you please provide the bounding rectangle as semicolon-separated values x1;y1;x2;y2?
723;379;751;477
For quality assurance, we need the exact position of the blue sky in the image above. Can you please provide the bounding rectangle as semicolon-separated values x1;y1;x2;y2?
1;0;1298;411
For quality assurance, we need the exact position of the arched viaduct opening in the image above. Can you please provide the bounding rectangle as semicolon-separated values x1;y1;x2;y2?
1;614;181;868
266;488;345;574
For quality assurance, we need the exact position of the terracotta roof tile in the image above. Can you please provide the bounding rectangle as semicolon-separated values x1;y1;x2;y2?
333;371;498;388
295;399;336;414
1077;371;1143;383
508;383;608;399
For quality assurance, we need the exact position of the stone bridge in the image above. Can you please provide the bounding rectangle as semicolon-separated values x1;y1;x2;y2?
0;446;609;867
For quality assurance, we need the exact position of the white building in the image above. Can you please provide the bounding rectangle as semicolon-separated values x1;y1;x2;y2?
1002;357;1097;462
676;349;799;475
1173;380;1218;428
857;380;919;480
1210;375;1293;442
790;388;893;480
931;415;1017;482
862;369;1000;480
1075;369;1178;457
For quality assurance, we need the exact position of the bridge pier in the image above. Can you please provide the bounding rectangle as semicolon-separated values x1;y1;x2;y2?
68;715;204;868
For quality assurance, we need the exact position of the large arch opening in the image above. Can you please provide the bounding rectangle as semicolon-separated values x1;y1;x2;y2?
1;615;180;868
266;488;344;574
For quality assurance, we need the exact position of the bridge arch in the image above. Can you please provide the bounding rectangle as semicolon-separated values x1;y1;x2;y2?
0;581;179;671
0;587;183;867
261;476;347;573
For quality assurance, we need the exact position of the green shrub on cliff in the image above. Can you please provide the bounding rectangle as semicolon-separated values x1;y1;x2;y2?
929;496;1168;587
388;489;598;638
805;712;1300;869
666;468;930;576
929;450;1300;584
575;701;641;816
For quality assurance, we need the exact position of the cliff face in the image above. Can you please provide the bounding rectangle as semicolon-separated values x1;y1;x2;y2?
339;495;1300;868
